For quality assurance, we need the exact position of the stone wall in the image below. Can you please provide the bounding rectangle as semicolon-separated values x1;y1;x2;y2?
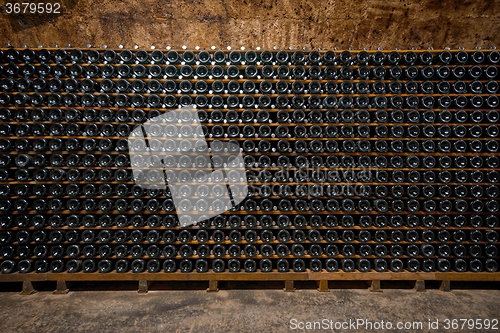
0;0;498;49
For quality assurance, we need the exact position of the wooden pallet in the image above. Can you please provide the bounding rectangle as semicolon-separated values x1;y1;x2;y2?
1;270;498;294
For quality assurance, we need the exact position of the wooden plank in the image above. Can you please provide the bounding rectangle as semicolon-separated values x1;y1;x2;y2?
414;280;426;292
0;271;309;282
53;280;69;295
369;280;382;292
20;281;36;295
284;280;295;292
138;280;150;294
434;272;500;282
207;280;219;292
308;271;437;281
317;280;329;292
440;280;451;292
0;271;498;285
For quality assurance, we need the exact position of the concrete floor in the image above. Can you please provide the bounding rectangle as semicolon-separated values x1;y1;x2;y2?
0;0;498;331
0;286;499;333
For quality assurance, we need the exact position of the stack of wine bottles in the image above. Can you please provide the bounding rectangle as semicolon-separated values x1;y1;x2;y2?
0;47;498;275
